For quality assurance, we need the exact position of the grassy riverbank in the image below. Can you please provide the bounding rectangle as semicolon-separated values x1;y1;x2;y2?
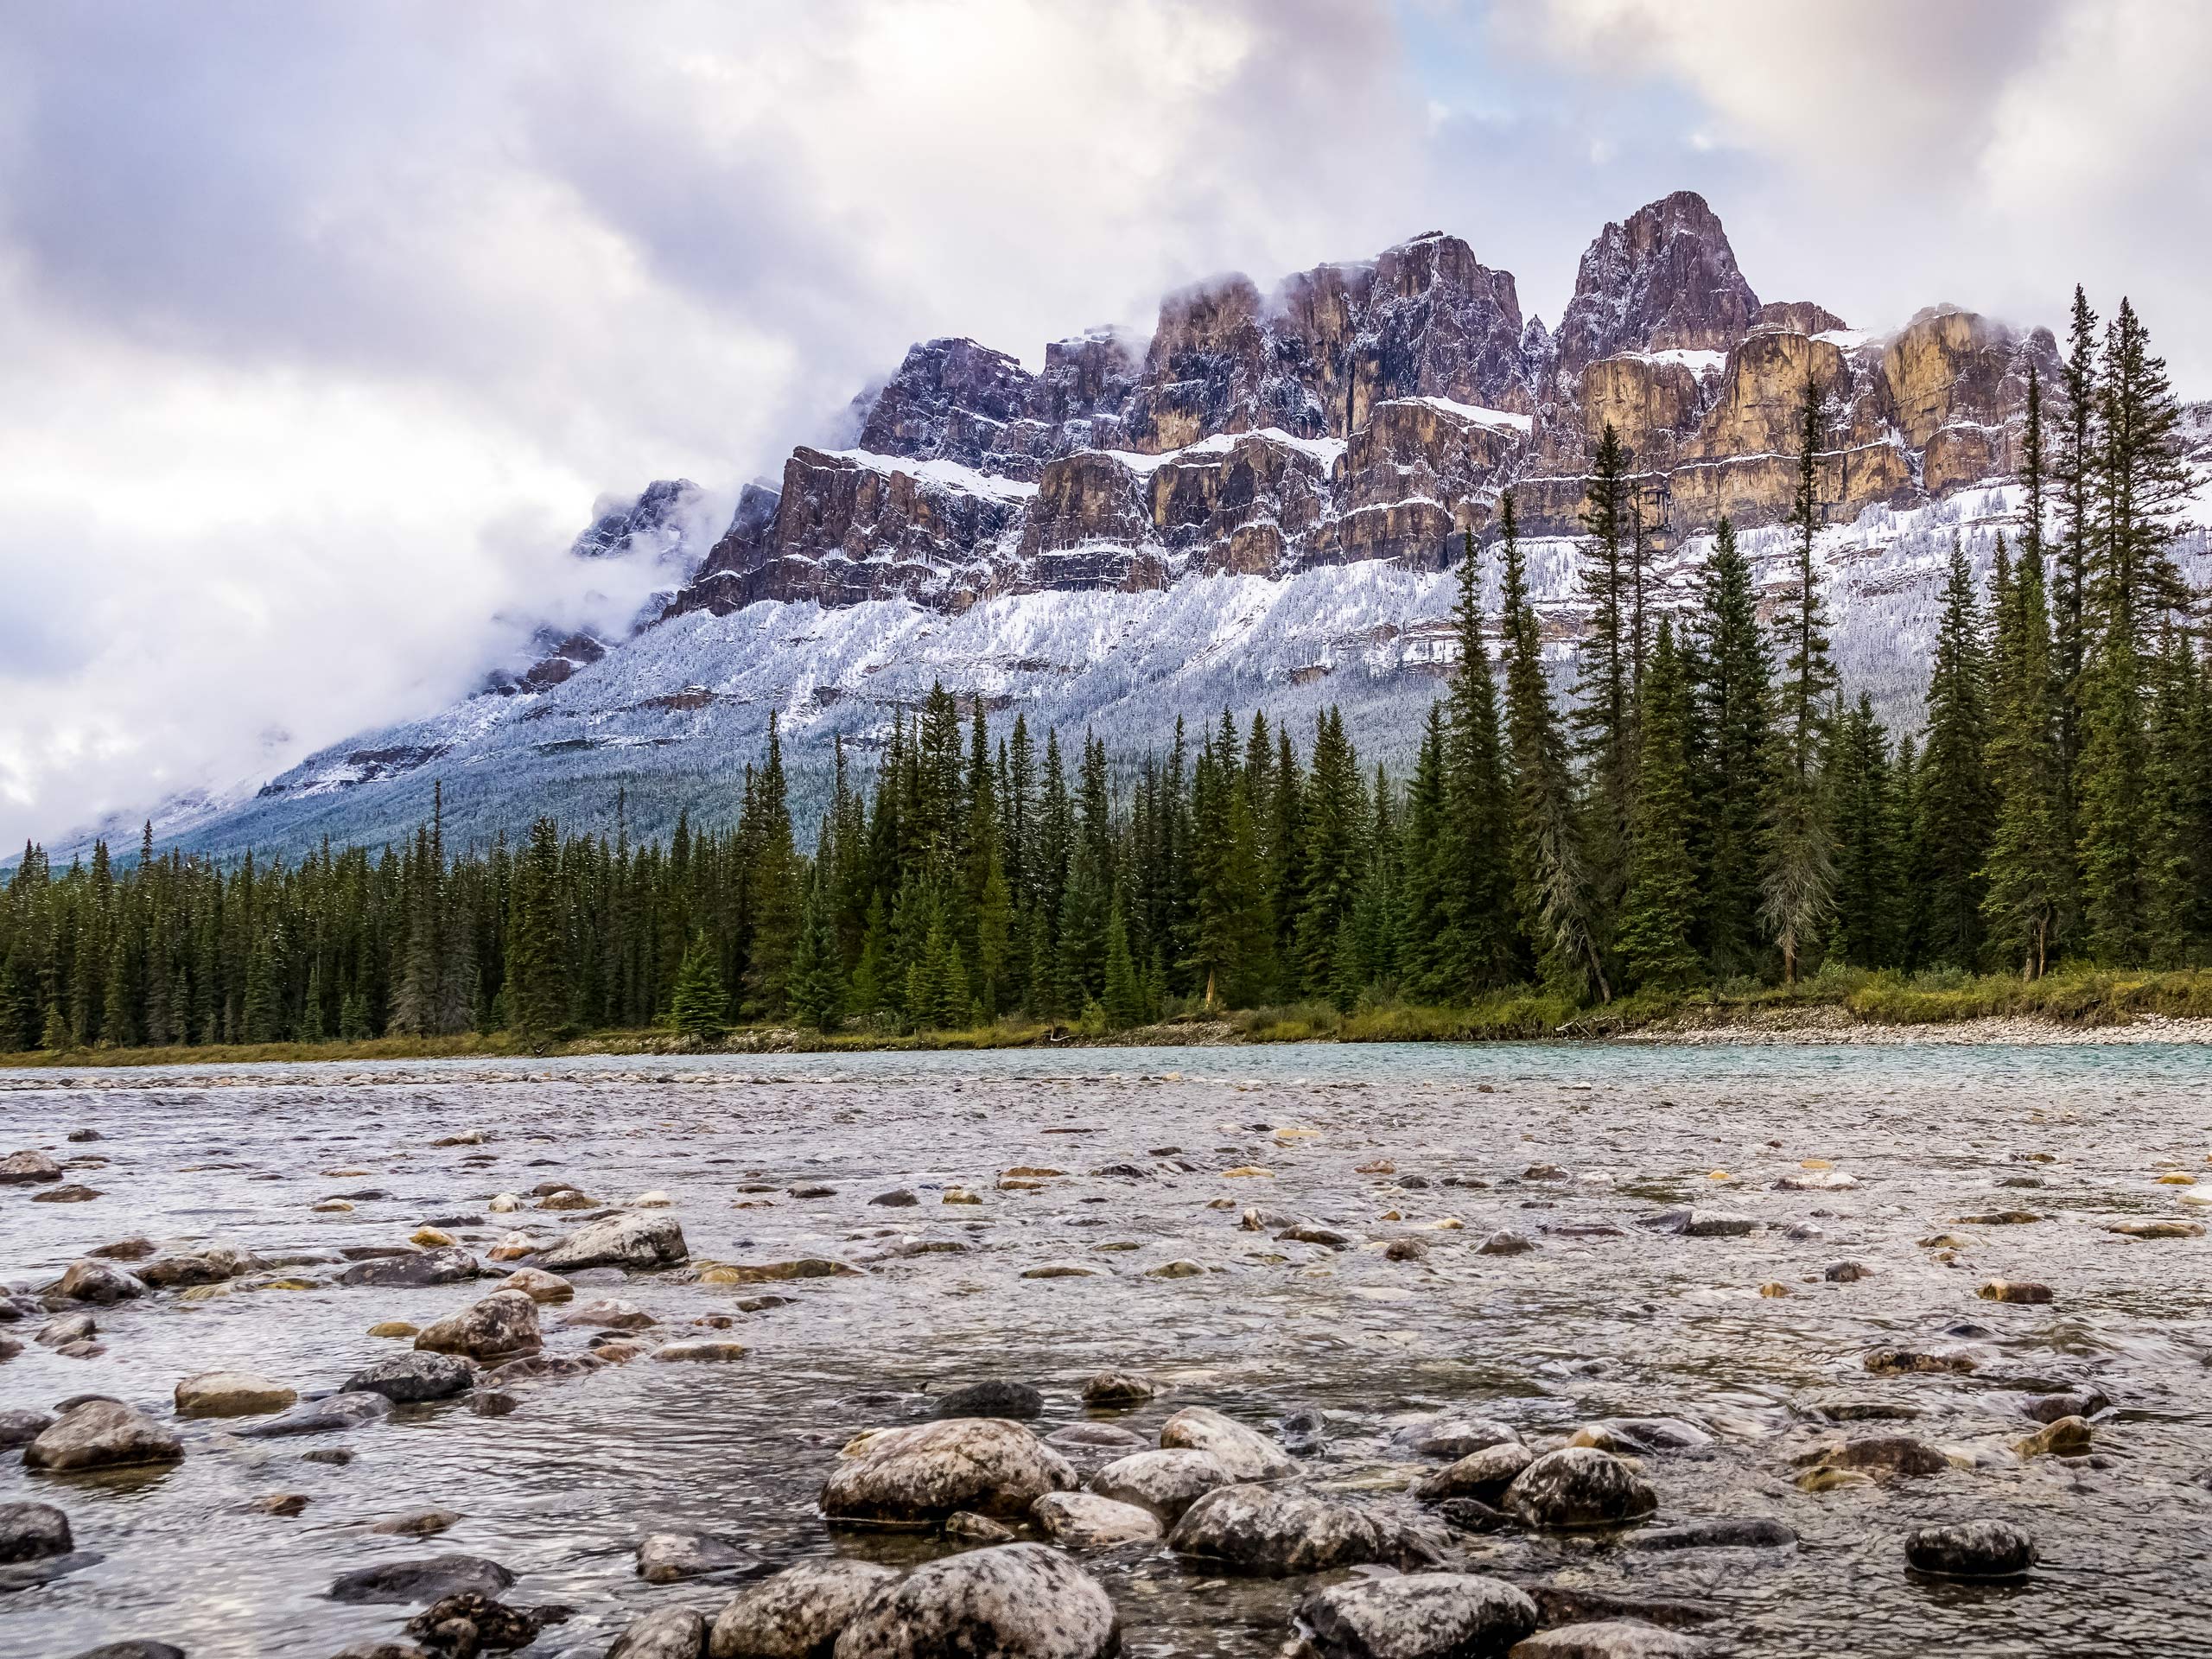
6;966;2212;1070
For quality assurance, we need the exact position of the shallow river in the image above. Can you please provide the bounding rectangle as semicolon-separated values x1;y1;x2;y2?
3;1042;2211;1657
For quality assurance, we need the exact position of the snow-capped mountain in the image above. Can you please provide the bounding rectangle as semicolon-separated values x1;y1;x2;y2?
87;193;2212;861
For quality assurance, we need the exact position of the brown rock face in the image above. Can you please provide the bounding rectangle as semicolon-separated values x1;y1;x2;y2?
665;191;2064;625
1552;191;1761;377
1575;355;1709;474
856;337;1058;480
1349;232;1534;429
1753;299;1849;337
1338;399;1522;567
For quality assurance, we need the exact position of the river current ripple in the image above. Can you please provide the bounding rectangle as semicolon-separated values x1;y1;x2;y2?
3;1042;2210;1657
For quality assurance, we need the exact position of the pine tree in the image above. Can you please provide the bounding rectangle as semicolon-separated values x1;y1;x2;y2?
1826;695;1902;969
1497;492;1607;999
1101;898;1145;1029
1395;703;1454;1000
2077;296;2192;962
1687;518;1770;980
1982;529;2069;977
742;713;804;1014
2052;288;2100;834
787;845;845;1033
670;932;728;1042
503;817;569;1047
1572;423;1635;937
1913;536;1995;969
1760;371;1839;983
1294;709;1365;998
1615;618;1700;990
1440;529;1516;993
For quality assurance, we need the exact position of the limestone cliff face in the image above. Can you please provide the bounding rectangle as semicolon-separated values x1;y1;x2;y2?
671;192;2066;622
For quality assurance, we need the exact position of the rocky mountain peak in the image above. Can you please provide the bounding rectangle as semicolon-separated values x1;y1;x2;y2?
855;336;1048;474
1553;189;1761;376
570;478;702;560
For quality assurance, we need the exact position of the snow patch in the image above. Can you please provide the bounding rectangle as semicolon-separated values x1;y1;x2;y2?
1404;397;1533;435
1624;348;1727;375
823;448;1039;503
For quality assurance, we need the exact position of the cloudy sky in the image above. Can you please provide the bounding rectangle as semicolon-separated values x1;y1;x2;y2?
2;0;2206;851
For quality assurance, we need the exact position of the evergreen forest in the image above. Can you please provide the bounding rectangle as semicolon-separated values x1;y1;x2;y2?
4;287;2208;1052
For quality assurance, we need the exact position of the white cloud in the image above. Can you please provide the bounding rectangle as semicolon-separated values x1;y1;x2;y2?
1;0;2205;851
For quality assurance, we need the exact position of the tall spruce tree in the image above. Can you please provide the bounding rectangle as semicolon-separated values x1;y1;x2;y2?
1825;695;1902;969
2052;288;2101;834
1688;517;1771;980
670;931;728;1042
2076;296;2192;962
1912;536;1995;969
1760;372;1839;983
1572;423;1635;940
1982;528;2069;978
1497;493;1607;999
1294;709;1365;999
1615;618;1700;990
503;817;569;1046
1440;528;1516;993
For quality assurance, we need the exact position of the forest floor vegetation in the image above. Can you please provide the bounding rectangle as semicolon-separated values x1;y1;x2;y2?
10;964;2212;1068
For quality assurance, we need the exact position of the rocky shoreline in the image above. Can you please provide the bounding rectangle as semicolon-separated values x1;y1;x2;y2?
7;1006;2212;1089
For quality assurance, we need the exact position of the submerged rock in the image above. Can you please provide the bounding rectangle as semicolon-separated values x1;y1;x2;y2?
612;1606;709;1659
372;1509;462;1537
820;1419;1077;1524
1863;1348;1977;1376
1088;1448;1236;1522
1905;1520;2037;1579
1502;1449;1657;1530
1159;1405;1297;1481
2013;1415;2093;1459
414;1291;541;1363
1080;1370;1156;1407
830;1543;1116;1659
337;1249;481;1289
1031;1491;1161;1548
343;1351;477;1404
1415;1442;1537;1503
932;1379;1044;1420
237;1391;394;1438
23;1401;184;1472
1300;1572;1538;1659
1628;1516;1796;1551
327;1553;515;1605
174;1370;298;1419
636;1529;750;1583
537;1214;688;1273
1807;1436;1950;1478
708;1559;899;1658
1508;1621;1713;1657
1395;1414;1520;1460
0;1500;73;1564
1167;1484;1443;1576
0;1149;62;1184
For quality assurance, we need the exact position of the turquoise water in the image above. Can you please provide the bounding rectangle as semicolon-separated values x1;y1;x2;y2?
3;1042;2209;1656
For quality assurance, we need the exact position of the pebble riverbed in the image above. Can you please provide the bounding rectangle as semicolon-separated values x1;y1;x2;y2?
3;1041;2210;1657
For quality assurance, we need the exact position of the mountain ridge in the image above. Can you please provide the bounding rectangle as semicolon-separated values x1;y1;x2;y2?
38;193;2212;862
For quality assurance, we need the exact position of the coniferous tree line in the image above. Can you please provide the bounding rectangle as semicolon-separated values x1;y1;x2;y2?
3;288;2206;1052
